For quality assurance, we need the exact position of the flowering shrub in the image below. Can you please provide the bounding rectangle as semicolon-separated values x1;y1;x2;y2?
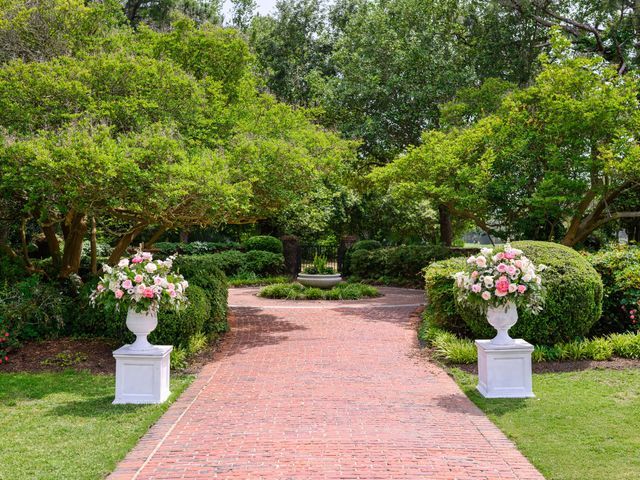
0;328;11;365
454;244;545;313
91;252;189;313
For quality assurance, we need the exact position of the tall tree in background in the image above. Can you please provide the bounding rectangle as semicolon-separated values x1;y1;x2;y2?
230;0;257;31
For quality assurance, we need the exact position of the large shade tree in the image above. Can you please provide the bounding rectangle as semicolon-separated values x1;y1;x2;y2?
0;3;357;278
373;33;640;246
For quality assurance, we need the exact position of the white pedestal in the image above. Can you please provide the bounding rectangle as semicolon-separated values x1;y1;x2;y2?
476;339;534;398
113;345;172;404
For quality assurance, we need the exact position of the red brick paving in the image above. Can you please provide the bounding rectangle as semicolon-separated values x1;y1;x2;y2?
109;287;543;480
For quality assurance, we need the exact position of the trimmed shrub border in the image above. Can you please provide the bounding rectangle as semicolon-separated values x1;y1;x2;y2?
419;313;640;364
258;282;381;300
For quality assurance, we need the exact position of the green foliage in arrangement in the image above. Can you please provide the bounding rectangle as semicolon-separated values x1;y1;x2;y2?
242;235;283;254
456;242;603;345
258;282;380;300
349;245;451;286
588;244;640;335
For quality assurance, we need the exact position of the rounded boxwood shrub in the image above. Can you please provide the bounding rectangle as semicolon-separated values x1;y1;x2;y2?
243;250;285;276
243;235;283;254
458;241;603;345
150;285;211;346
423;257;469;335
351;240;382;252
173;255;228;333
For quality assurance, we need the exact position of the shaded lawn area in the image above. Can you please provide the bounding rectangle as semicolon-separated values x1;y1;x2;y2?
453;368;640;480
0;371;192;480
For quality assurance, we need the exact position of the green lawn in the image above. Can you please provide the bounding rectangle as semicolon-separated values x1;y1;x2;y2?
0;371;192;480
453;368;640;480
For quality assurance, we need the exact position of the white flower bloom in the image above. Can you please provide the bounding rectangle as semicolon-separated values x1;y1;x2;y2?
522;274;532;283
118;258;129;268
467;256;477;264
481;248;493;256
145;262;158;273
475;256;487;268
483;276;494;288
103;265;113;274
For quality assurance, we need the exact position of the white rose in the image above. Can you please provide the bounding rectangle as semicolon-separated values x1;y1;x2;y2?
145;263;158;273
481;248;493;256
522;274;532;283
475;256;487;268
467;256;477;264
118;258;129;268
483;276;494;288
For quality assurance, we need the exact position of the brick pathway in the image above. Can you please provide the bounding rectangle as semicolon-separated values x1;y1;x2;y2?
110;287;543;480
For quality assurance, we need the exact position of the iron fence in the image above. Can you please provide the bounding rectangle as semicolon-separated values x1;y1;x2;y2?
298;244;340;274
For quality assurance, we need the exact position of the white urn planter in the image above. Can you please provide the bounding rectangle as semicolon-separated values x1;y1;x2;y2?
113;307;172;405
126;308;158;351
486;301;518;345
296;273;342;289
476;301;534;398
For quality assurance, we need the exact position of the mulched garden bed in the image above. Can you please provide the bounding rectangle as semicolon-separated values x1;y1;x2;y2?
0;332;228;375
1;338;118;375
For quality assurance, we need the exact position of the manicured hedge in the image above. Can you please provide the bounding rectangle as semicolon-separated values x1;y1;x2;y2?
424;241;603;345
173;256;228;334
423;257;468;335
349;244;451;286
243;235;283;254
351;240;382;252
153;241;241;256
458;241;602;345
150;285;211;346
588;245;640;336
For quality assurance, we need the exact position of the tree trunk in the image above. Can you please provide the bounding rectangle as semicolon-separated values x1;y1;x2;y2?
107;223;147;265
438;204;453;246
20;218;32;267
179;229;190;243
90;217;97;275
41;223;61;269
145;225;168;248
60;213;87;278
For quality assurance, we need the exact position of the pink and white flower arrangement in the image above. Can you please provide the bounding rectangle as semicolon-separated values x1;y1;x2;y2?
91;251;188;313
454;244;545;312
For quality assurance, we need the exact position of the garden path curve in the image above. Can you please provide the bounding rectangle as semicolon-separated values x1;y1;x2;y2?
109;286;543;480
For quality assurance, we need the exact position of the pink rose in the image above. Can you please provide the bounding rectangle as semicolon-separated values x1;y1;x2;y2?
495;252;504;260
497;263;508;273
122;279;133;289
167;283;175;291
142;252;153;260
154;276;163;285
143;287;155;298
169;290;177;298
115;289;124;299
131;256;143;264
508;283;517;293
517;285;527;294
471;271;479;278
514;260;523;269
495;276;510;294
136;284;145;294
96;284;105;292
471;284;482;293
481;291;491;301
506;265;517;276
134;274;143;283
503;251;515;260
